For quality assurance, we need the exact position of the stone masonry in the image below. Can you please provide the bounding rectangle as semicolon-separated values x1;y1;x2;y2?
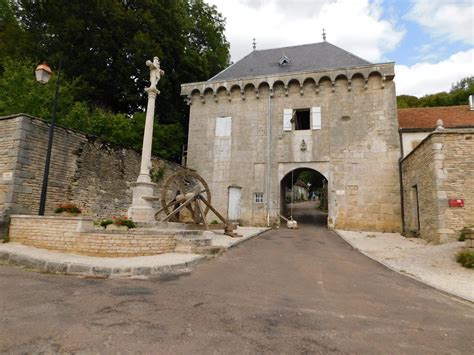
0;114;183;231
9;215;177;257
402;129;474;243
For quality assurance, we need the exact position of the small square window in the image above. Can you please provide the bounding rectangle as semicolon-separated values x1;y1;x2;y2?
294;109;310;130
254;193;264;203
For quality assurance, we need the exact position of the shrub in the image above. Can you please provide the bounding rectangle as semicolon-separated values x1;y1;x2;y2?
54;203;81;214
100;219;113;228
101;216;136;229
210;219;219;225
456;249;474;269
150;165;166;184
114;216;136;229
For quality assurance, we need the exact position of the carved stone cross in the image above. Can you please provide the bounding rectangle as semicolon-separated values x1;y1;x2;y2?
146;56;165;90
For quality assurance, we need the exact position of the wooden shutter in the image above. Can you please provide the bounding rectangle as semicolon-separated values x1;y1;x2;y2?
215;116;231;136
283;109;293;131
311;107;321;130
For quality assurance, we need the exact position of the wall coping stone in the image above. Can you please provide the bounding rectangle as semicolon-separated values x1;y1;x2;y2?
10;214;93;222
401;128;474;163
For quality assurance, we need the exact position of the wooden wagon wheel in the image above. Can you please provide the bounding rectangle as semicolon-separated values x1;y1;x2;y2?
159;170;211;223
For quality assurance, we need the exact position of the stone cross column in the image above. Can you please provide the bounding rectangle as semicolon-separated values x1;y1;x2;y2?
128;57;164;223
138;57;164;183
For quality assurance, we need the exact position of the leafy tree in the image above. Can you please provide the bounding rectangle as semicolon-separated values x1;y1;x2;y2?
0;0;230;162
9;0;229;119
397;95;419;109
0;58;77;119
0;0;34;71
397;76;473;108
0;58;184;160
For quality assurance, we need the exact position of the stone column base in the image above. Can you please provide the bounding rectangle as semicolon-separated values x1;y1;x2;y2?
128;181;156;223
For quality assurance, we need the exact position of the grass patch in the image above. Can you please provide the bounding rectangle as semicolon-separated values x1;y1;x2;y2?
456;249;474;269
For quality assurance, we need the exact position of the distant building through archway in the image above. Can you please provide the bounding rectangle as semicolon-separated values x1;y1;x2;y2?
280;168;328;226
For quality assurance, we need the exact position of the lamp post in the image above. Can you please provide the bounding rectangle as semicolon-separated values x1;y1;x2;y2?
35;60;61;215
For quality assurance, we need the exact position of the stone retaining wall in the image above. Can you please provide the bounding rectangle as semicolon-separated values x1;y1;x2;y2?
9;215;177;257
0;114;183;222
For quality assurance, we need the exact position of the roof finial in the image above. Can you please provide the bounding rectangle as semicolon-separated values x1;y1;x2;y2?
436;119;445;131
252;38;256;51
322;28;327;42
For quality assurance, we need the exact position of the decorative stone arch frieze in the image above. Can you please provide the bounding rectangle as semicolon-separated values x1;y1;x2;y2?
181;63;395;104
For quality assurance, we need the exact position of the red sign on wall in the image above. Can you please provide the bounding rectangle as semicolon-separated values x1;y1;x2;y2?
448;199;464;207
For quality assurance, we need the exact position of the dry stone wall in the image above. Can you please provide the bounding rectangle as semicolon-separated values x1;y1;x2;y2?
0;115;183;225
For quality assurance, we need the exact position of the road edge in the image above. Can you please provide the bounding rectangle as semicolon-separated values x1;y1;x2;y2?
333;230;474;305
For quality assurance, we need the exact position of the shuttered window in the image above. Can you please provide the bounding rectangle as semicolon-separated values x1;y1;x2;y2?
283;109;293;131
311;107;321;130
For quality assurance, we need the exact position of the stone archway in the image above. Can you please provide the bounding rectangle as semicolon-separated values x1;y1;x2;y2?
279;167;328;226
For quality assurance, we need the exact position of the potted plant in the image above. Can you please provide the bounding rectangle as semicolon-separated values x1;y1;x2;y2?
100;215;136;231
54;203;82;216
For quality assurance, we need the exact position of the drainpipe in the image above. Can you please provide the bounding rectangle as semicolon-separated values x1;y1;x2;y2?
266;90;272;227
398;128;406;235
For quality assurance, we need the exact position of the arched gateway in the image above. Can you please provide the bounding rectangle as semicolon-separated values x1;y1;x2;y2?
280;167;328;226
182;41;402;232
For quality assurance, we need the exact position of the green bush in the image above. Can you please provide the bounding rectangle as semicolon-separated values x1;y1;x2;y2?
456;249;474;269
100;219;113;228
150;165;166;184
54;203;82;214
100;216;136;229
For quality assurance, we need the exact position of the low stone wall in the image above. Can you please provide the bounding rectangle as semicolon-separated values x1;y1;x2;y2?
9;215;177;257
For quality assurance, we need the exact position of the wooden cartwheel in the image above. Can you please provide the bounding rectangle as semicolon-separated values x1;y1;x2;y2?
155;170;239;236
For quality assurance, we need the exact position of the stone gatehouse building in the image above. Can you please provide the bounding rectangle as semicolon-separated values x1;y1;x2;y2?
182;41;401;231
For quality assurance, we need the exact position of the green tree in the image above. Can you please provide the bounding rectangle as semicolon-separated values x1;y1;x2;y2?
10;0;229;120
0;58;77;119
397;76;474;108
0;0;34;70
0;0;230;162
397;95;419;108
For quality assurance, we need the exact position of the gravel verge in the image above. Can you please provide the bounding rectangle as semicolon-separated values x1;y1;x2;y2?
336;230;474;302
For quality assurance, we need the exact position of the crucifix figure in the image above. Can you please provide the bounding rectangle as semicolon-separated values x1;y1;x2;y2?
146;56;165;90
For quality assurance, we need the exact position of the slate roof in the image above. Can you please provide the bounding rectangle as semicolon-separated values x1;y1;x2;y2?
210;41;372;82
398;105;474;130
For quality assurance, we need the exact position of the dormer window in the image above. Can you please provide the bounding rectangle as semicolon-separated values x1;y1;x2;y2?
279;54;291;66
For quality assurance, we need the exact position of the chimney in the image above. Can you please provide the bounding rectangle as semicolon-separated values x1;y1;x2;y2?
469;94;474;111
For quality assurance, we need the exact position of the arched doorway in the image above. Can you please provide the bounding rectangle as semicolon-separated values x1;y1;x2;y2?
280;168;328;226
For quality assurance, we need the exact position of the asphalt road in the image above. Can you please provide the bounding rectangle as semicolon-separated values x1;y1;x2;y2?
1;202;473;354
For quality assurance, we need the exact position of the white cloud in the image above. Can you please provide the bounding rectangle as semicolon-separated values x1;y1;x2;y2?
407;0;474;45
395;49;474;97
207;0;404;62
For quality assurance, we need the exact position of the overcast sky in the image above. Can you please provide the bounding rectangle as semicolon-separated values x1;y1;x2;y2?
205;0;473;97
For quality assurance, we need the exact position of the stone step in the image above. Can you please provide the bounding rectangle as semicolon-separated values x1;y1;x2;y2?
224;232;243;238
176;236;212;247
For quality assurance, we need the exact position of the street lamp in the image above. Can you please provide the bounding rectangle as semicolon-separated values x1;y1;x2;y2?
35;61;61;215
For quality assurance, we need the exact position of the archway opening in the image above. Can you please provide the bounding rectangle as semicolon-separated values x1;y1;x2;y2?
280;168;328;226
